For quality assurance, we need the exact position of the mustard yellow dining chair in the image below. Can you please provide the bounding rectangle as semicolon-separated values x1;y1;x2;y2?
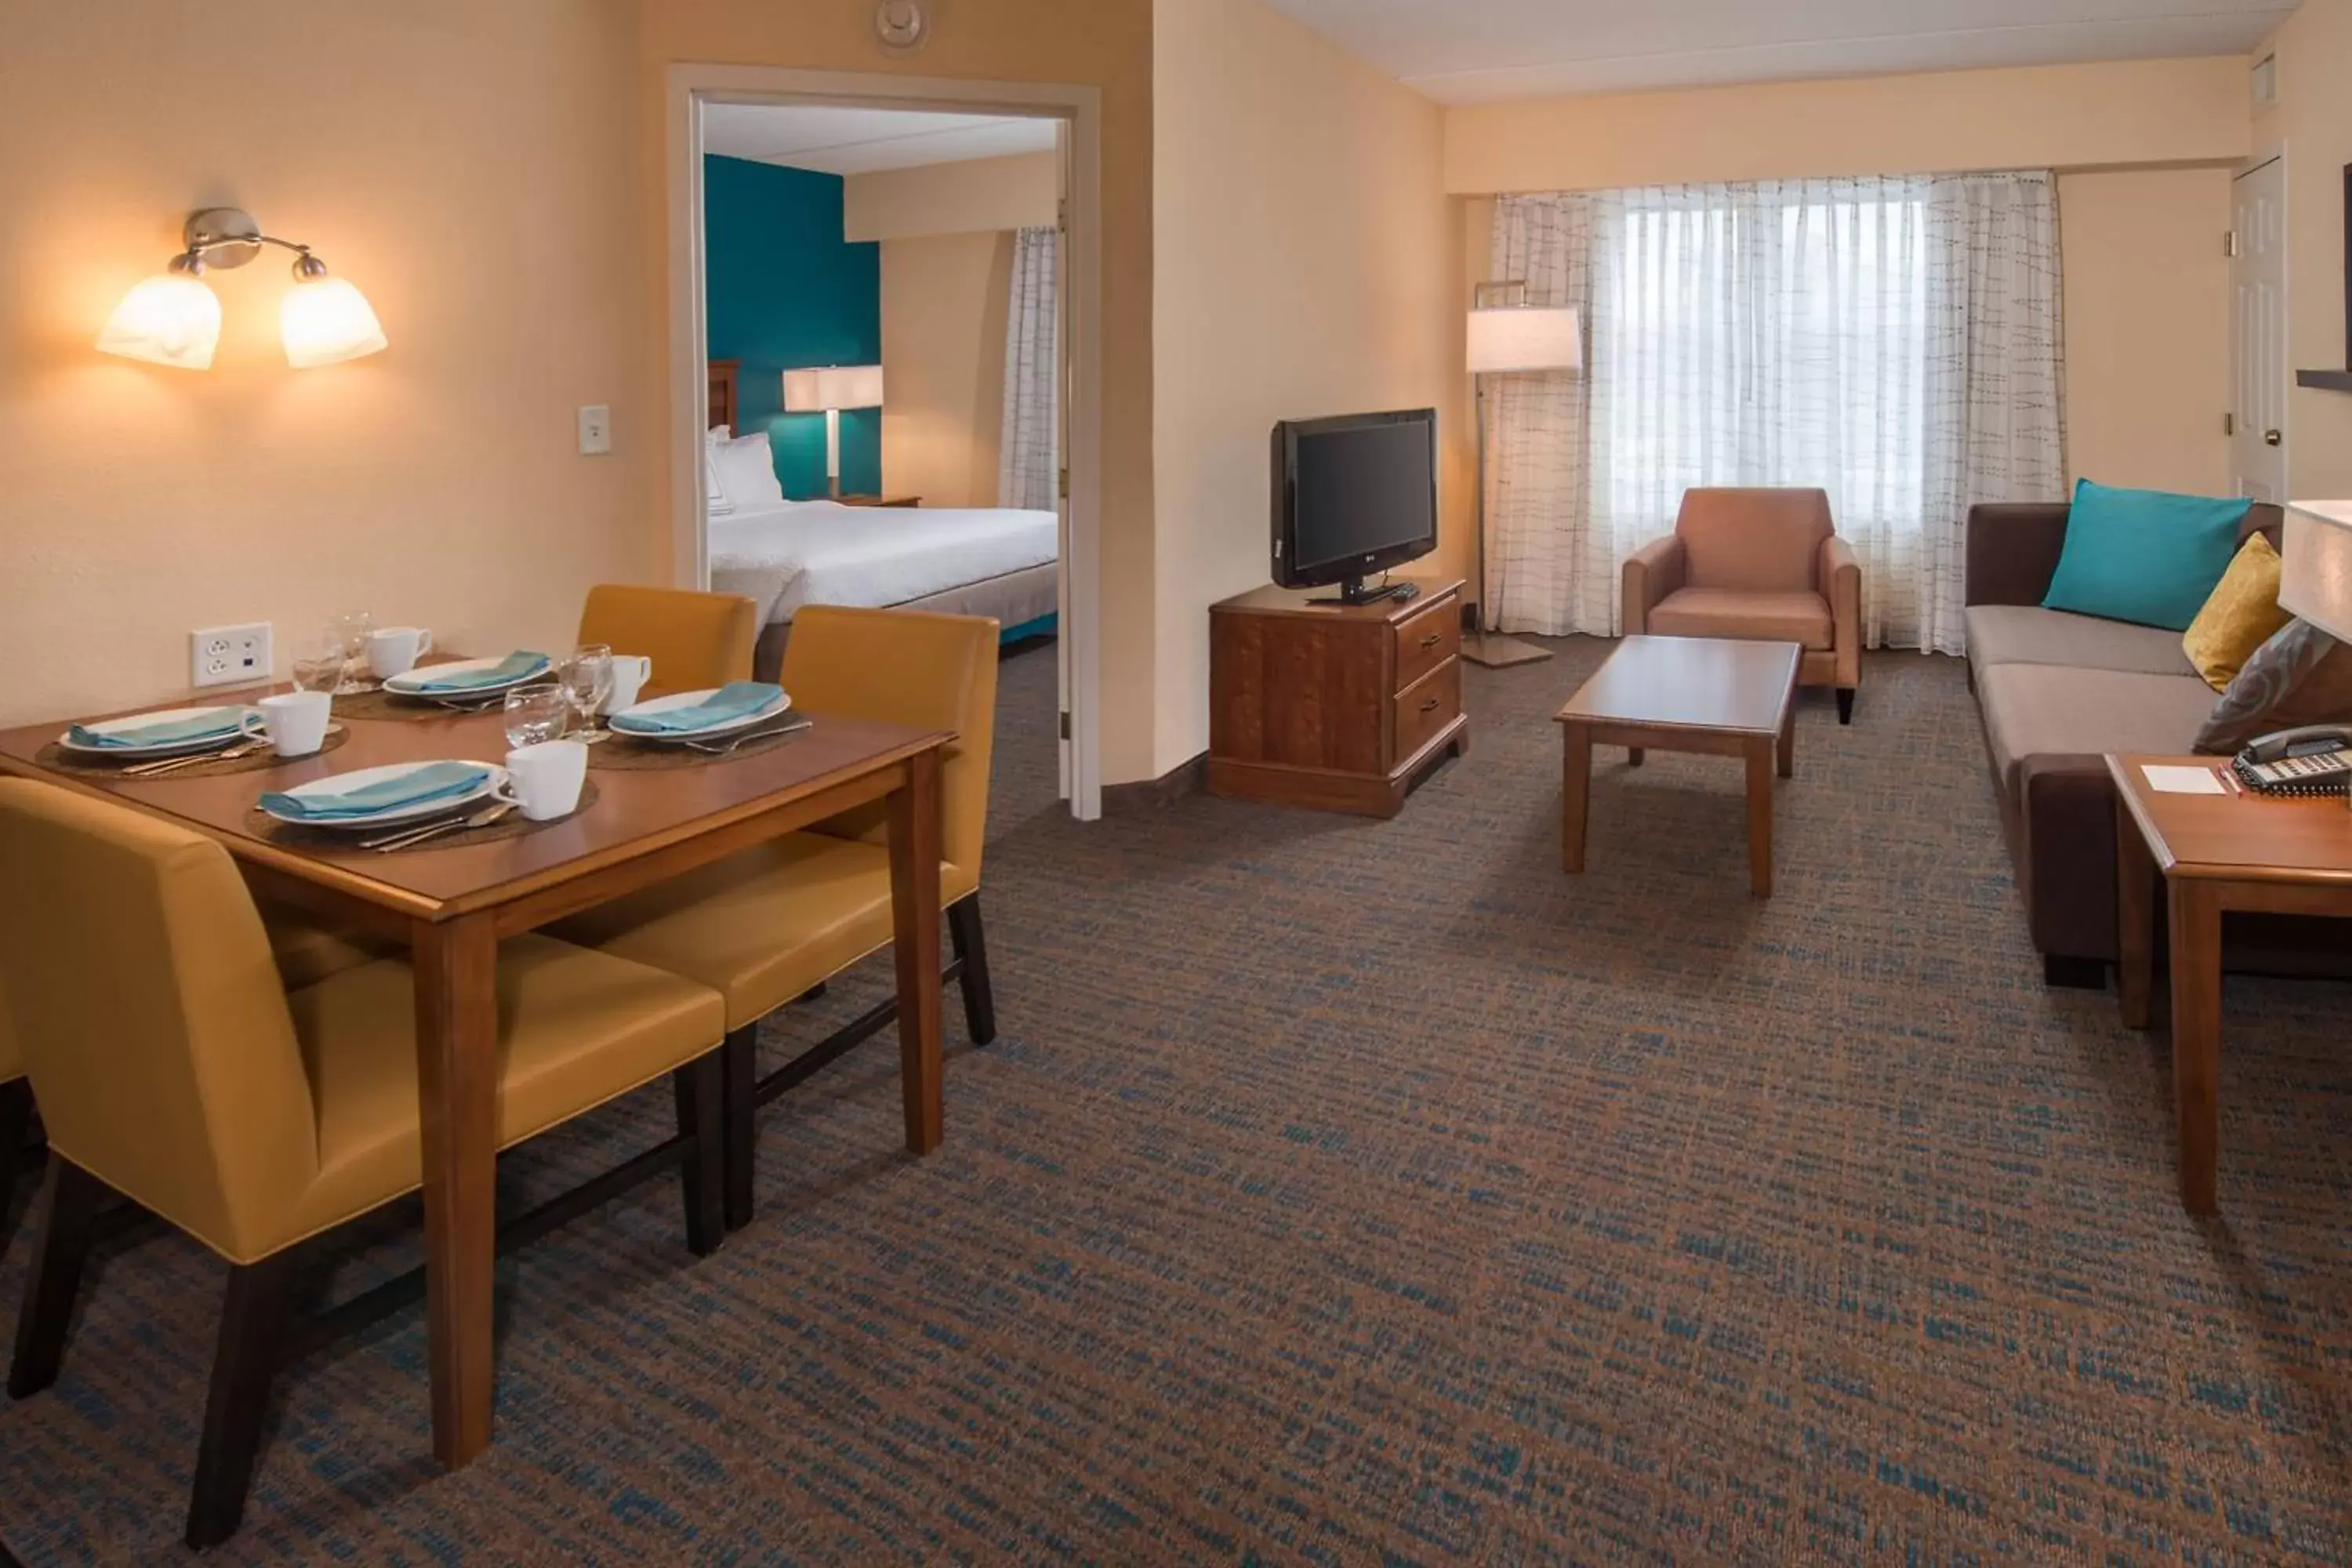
578;584;758;694
0;779;729;1548
554;605;1000;1229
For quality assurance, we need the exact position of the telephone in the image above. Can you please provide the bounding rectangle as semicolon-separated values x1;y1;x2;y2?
2232;724;2352;795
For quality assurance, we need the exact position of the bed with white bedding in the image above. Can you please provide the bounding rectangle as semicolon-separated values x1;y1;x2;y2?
709;497;1061;677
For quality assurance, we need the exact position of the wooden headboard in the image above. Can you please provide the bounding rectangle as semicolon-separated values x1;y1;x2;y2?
708;359;740;435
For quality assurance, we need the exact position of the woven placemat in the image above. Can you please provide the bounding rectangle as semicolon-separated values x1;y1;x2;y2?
332;686;519;724
36;725;351;780
249;779;600;855
588;717;813;771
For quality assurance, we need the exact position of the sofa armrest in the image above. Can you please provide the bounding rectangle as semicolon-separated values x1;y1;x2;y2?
1622;535;1686;634
2017;753;2125;963
1965;503;2071;608
1820;534;1861;687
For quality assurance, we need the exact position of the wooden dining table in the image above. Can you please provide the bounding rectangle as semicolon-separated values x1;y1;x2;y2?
0;684;953;1472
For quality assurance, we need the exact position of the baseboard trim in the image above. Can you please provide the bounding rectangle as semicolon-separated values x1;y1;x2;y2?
1102;752;1207;814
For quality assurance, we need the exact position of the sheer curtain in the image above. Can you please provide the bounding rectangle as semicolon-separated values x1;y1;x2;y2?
1486;172;2064;653
999;225;1059;511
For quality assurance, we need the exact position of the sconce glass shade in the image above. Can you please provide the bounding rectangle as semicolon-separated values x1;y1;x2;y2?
280;275;387;368
96;273;223;369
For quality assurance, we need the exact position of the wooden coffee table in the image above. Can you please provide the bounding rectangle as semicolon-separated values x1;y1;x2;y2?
1555;635;1801;896
2109;753;2352;1214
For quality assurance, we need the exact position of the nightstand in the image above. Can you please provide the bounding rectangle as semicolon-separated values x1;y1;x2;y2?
835;495;921;509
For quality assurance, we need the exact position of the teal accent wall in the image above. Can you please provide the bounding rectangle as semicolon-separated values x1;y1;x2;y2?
703;155;881;499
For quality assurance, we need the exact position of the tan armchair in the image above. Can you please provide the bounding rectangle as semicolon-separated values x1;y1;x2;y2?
1622;486;1861;723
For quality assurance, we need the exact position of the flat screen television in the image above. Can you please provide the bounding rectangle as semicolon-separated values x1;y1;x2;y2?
1271;408;1438;605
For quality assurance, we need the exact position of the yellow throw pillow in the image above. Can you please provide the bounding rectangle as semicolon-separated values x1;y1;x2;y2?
2183;532;2292;691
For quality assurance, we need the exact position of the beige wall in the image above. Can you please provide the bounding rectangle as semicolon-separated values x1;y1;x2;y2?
880;232;1012;510
639;0;1159;782
2060;167;2234;495
2256;0;2352;501
0;0;649;726
1152;0;1461;775
847;152;1058;242
1446;56;2251;195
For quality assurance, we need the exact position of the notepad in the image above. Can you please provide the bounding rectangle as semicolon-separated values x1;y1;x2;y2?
2142;764;2227;796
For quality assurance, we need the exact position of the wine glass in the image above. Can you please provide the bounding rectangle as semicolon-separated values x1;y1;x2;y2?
503;683;571;750
326;611;374;695
562;644;615;743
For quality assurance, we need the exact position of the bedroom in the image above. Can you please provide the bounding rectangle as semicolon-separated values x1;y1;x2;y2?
698;101;1066;777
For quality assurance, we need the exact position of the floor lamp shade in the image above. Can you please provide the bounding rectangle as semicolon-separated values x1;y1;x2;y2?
1468;307;1581;374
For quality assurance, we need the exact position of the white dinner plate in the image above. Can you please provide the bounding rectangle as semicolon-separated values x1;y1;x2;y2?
258;760;507;832
59;706;260;759
608;688;790;745
383;655;553;699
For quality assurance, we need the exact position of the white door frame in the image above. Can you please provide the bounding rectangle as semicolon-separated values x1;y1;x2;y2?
664;63;1105;822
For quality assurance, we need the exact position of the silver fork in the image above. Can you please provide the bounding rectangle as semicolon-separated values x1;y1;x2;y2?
684;717;812;757
123;740;269;777
365;800;516;852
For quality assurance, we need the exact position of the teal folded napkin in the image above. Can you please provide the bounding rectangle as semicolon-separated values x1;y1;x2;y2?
610;681;783;735
403;652;550;692
261;762;489;822
68;707;248;750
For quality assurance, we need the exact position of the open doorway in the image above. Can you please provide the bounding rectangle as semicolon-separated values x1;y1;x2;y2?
666;67;1101;821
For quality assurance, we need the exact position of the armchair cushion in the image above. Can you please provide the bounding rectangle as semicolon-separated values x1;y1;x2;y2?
1676;488;1833;593
1647;587;1833;650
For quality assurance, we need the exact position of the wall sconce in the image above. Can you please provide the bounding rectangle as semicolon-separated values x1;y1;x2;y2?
96;208;387;371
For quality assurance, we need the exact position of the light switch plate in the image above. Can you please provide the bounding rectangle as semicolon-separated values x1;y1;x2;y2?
577;404;612;456
192;622;272;689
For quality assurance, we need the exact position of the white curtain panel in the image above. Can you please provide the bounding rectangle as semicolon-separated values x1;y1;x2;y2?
1486;172;2065;652
999;225;1060;512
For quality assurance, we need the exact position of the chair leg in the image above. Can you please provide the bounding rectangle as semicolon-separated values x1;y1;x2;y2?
9;1159;105;1400
185;1253;297;1550
673;1052;726;1258
720;1025;758;1233
0;1078;33;1228
948;895;998;1047
1836;688;1855;724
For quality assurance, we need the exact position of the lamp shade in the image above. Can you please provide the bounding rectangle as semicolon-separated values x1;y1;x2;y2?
96;273;222;369
279;275;387;368
2280;501;2352;643
1467;306;1581;374
783;364;886;411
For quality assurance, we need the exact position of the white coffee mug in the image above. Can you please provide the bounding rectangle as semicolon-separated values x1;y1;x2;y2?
501;739;588;822
366;626;435;680
604;655;653;714
257;690;332;758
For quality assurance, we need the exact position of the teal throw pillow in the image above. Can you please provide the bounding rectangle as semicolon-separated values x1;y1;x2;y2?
2041;479;2250;632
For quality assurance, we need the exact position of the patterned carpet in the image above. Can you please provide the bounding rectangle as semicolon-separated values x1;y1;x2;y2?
5;638;2352;1563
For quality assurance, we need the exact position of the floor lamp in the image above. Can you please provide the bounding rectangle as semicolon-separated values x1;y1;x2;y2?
1465;285;1582;668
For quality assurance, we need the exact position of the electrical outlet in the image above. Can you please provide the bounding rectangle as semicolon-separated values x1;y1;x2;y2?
191;622;272;689
577;404;612;456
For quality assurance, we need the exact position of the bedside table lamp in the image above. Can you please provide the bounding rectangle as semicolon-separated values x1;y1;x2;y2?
1467;285;1582;667
783;364;885;499
2279;500;2352;809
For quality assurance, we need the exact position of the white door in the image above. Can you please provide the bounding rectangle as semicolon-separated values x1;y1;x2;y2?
2231;154;2287;502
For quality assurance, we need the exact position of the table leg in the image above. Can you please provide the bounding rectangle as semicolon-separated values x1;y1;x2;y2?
1777;706;1795;779
411;911;499;1469
1561;722;1592;873
2115;797;2155;1029
2167;881;2221;1214
1627;747;1645;768
1744;739;1773;898
887;747;945;1155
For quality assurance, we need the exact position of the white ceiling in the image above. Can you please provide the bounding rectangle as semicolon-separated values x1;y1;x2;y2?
1261;0;2291;104
702;104;1058;176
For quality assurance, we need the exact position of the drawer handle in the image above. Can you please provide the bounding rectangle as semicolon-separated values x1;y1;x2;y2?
1419;633;1443;650
1419;695;1441;713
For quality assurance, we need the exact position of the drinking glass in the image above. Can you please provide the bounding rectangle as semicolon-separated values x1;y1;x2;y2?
326;611;375;695
290;636;344;695
502;683;572;750
562;644;615;742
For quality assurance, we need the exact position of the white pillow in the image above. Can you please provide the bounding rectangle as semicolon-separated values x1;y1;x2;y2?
709;428;786;509
702;427;735;516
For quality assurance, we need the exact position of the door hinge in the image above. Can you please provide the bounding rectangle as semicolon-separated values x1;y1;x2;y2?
1058;465;1070;499
1058;711;1071;741
2225;412;2237;436
2225;230;2241;258
1058;197;1069;235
